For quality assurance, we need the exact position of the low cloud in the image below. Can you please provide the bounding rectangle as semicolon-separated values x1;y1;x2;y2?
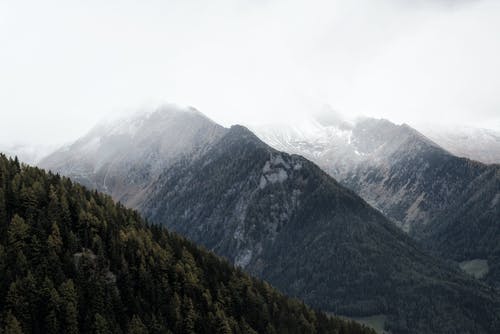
1;0;499;145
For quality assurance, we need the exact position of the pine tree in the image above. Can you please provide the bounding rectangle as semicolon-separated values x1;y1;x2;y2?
44;288;61;334
3;311;23;334
0;188;7;231
182;298;196;334
19;187;37;222
59;280;79;334
92;314;111;334
7;215;29;253
215;309;232;334
47;186;61;225
47;222;63;255
5;279;32;332
128;315;148;334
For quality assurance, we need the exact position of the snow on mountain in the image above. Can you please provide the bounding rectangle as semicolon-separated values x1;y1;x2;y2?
249;112;499;236
416;124;500;164
39;104;227;206
249;114;443;190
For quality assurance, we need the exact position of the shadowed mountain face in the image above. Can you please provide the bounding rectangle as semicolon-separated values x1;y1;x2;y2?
39;108;500;333
252;115;500;286
39;105;227;208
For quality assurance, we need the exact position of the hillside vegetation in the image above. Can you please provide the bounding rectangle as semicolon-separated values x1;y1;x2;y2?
0;154;373;334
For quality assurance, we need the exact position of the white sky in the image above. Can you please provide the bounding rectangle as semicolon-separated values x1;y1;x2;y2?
1;0;499;146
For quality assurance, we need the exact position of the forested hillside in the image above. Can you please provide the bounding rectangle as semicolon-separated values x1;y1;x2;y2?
0;154;373;334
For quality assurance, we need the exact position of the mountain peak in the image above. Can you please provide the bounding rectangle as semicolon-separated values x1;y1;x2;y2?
312;105;353;130
39;105;227;206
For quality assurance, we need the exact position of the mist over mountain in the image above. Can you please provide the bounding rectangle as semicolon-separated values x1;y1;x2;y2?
0;143;55;165
39;105;226;208
251;109;500;287
418;124;500;164
40;106;500;333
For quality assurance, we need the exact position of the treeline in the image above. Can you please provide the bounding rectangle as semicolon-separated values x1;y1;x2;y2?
0;154;374;334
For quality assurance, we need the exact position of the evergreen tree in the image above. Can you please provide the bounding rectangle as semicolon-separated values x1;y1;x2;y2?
47;222;63;255
128;315;148;334
44;288;61;334
182;298;196;334
59;280;79;334
3;311;23;334
0;188;7;230
7;215;29;253
92;314;110;334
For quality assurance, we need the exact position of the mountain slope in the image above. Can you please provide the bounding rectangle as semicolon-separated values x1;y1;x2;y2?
0;154;374;334
417;164;500;287
253;117;461;232
418;124;500;164
252;116;500;278
140;125;500;334
39;105;226;207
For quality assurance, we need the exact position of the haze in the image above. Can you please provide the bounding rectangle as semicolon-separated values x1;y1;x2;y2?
1;0;499;147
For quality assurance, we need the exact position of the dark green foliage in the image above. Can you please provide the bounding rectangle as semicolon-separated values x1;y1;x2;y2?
0;154;373;334
3;311;23;334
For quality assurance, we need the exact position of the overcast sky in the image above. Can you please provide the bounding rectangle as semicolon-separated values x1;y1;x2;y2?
1;0;499;146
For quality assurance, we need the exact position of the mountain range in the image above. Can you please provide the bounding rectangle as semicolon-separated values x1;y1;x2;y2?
251;110;500;288
39;106;500;333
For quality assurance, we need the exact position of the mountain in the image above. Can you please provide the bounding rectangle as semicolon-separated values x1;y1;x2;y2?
40;107;500;333
139;124;500;333
39;104;226;208
251;116;453;233
0;154;373;334
417;124;500;164
251;115;500;280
